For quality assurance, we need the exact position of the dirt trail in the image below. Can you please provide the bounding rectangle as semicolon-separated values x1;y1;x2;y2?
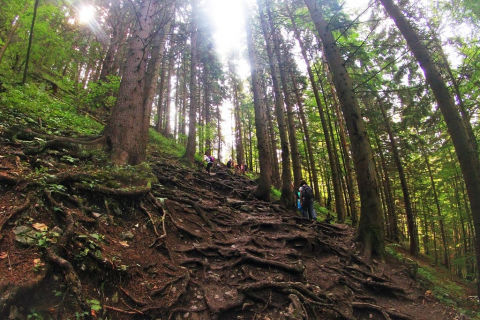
0;140;461;319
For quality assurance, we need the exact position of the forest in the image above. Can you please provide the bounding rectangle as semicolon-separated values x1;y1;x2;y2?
0;0;480;319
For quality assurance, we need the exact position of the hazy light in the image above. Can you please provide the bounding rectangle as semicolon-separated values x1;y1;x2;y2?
78;5;95;24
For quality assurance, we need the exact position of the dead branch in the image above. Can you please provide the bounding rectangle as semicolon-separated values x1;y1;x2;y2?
104;305;142;315
140;201;160;237
119;287;147;307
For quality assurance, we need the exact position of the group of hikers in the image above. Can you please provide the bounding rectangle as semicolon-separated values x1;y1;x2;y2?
203;153;248;175
203;153;316;221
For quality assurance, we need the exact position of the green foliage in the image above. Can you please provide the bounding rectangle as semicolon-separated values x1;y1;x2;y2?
87;298;102;312
27;310;44;320
270;187;281;201
0;83;103;135
82;76;121;110
149;128;185;157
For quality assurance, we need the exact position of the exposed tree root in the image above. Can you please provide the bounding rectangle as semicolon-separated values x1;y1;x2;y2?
74;182;151;197
0;269;48;315
0;193;32;234
0;172;18;185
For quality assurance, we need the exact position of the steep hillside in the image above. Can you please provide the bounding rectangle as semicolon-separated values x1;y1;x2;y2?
0;118;475;319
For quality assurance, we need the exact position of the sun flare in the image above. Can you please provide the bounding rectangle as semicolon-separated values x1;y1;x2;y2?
78;5;95;24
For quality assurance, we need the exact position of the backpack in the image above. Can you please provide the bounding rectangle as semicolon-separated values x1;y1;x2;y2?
302;185;313;201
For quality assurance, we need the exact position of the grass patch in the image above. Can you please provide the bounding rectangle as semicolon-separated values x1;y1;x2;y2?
149;128;185;157
0;83;102;136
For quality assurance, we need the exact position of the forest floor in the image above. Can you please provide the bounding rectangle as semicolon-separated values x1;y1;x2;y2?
0;123;478;319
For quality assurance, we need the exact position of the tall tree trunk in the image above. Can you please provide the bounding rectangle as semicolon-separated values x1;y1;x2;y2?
179;54;188;143
266;3;302;191
305;0;384;258
313;60;348;222
377;99;418;255
184;2;199;163
246;3;272;201
230;66;245;166
22;0;40;84
374;135;399;242
289;67;321;204
262;77;281;189
258;0;293;206
380;0;480;294
203;61;212;153
164;50;176;137
423;150;449;269
105;0;159;164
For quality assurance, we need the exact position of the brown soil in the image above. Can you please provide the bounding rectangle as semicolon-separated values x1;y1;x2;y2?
0;137;471;320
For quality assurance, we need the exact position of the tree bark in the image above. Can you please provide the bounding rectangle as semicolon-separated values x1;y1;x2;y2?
246;3;272;201
266;3;302;191
377;100;418;255
258;0;293;206
305;0;384;258
104;0;159;165
22;0;40;84
184;1;199;163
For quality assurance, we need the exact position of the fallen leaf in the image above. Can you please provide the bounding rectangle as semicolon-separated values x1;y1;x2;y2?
0;252;8;259
32;223;48;231
33;258;45;268
118;241;129;247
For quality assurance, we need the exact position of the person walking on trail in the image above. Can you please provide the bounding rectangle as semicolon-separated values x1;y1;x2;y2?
204;153;214;173
299;180;316;221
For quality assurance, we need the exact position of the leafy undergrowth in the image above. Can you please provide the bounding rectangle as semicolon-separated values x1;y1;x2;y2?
0;98;477;320
386;244;480;319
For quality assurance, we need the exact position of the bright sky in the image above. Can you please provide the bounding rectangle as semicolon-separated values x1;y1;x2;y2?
202;0;371;160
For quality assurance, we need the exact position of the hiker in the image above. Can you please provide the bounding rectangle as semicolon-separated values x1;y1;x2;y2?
204;154;214;173
299;180;316;221
227;159;232;168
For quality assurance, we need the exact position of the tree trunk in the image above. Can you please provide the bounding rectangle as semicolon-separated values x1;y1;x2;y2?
423;151;449;269
377;100;418;255
22;0;40;84
104;0;159;165
305;0;384;258
164;49;176;137
258;0;293;207
266;3;302;191
289;67;321;205
246;3;272;201
380;0;480;294
184;2;199;163
230;64;245;166
374;135;399;242
262;76;281;189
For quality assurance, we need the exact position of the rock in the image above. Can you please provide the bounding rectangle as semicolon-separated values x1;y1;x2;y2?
13;225;37;246
121;231;134;240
